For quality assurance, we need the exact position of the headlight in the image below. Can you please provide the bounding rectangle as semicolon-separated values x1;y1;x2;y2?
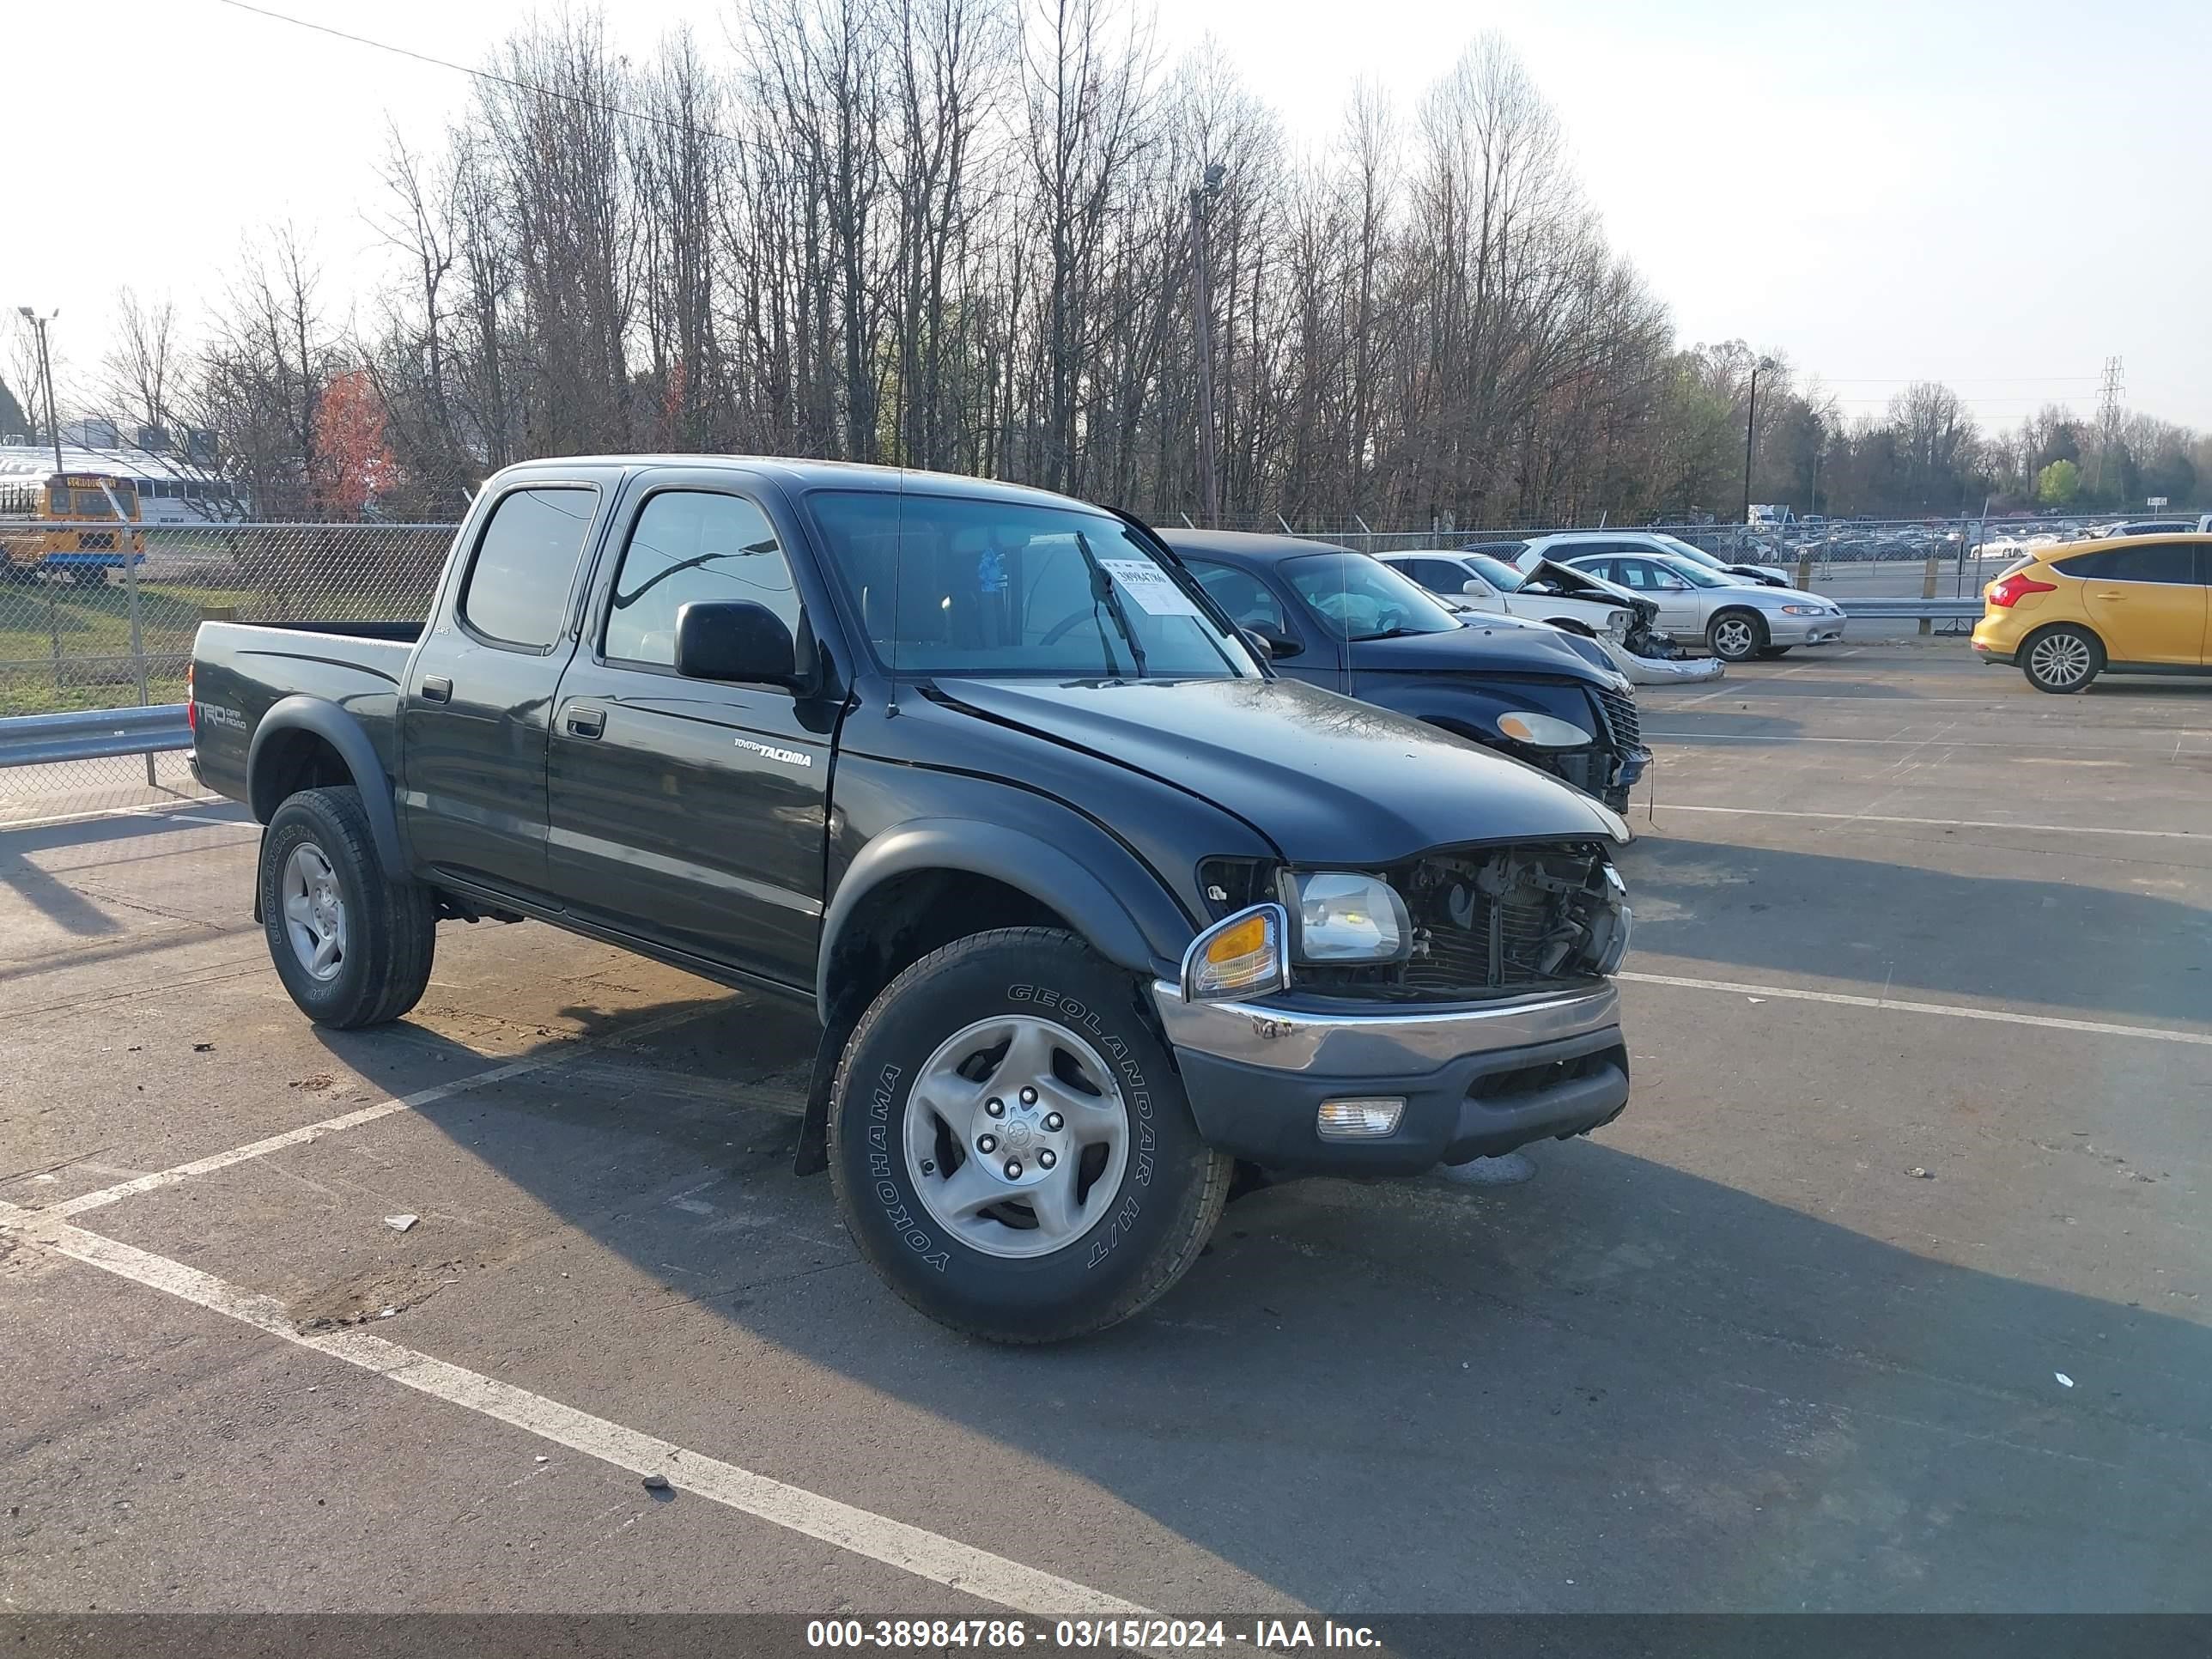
1179;903;1289;1001
1285;872;1412;964
1779;604;1828;615
1494;710;1594;748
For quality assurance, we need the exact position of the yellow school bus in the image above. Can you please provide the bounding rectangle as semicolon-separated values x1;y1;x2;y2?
0;471;148;584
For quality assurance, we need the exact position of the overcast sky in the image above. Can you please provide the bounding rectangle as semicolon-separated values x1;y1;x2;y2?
8;0;2207;429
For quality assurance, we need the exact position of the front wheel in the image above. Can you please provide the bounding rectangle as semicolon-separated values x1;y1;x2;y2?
2021;625;2102;694
259;785;437;1028
1709;609;1767;663
829;928;1231;1343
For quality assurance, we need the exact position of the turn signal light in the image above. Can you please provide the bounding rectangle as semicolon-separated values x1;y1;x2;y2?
1317;1097;1406;1139
1987;574;2056;608
1180;903;1289;1001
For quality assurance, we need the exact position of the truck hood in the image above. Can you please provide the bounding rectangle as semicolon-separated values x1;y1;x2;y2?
935;676;1629;865
1346;622;1631;692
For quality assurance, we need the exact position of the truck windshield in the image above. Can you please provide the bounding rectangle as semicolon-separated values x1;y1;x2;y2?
807;490;1259;679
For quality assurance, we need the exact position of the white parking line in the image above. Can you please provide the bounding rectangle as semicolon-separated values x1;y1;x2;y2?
54;1003;722;1217
1646;732;2195;751
0;1200;1146;1617
1619;970;2212;1048
1645;803;2209;841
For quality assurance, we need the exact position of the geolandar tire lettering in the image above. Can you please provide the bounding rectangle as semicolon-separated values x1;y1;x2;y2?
828;927;1230;1344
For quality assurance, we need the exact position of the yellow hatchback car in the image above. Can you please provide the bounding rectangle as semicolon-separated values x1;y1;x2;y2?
1972;535;2212;693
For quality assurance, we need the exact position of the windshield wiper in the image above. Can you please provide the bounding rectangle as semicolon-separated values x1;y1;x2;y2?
1073;532;1148;677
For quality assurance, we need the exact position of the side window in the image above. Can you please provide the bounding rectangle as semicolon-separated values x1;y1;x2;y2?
1412;558;1473;594
459;487;599;649
1183;559;1287;632
1606;559;1650;589
603;490;799;668
2059;544;2194;585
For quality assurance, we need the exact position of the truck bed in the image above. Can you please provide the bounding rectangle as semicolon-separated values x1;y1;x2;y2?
189;619;424;808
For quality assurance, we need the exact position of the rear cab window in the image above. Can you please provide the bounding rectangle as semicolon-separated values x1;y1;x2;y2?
458;486;602;649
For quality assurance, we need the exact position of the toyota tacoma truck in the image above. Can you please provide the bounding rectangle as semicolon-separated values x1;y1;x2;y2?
188;457;1636;1342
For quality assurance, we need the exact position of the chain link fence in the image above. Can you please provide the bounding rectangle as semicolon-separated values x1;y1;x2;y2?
0;501;2133;824
2;522;453;823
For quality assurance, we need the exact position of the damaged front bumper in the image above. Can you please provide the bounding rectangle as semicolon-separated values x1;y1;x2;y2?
1152;980;1629;1176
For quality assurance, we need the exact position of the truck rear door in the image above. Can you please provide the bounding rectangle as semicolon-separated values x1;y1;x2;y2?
400;477;615;904
544;471;841;991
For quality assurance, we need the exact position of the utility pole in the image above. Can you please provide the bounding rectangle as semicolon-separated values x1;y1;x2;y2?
1741;355;1776;526
18;307;63;474
1189;163;1225;528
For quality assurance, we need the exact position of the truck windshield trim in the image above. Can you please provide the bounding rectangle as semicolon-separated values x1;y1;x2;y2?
805;489;1261;680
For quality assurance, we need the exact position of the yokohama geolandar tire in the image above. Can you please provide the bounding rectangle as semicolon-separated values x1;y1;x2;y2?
258;786;437;1029
829;927;1231;1343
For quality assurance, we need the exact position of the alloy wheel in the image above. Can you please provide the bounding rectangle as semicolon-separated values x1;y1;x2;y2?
903;1014;1131;1260
2028;631;2093;689
281;842;349;981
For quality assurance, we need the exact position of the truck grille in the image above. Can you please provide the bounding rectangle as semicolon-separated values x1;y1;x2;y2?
1301;840;1630;1003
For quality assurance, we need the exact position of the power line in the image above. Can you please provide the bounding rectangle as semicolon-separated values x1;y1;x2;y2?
211;0;739;145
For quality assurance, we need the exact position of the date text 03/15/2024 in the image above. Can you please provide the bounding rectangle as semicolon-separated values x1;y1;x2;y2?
803;1619;1382;1650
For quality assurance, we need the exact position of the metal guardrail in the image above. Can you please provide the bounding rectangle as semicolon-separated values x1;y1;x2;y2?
0;703;191;768
1836;598;1984;620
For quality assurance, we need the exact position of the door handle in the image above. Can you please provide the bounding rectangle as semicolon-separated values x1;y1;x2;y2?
563;702;606;740
420;674;453;703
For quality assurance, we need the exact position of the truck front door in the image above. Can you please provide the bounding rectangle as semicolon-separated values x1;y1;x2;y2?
545;474;838;991
401;478;611;904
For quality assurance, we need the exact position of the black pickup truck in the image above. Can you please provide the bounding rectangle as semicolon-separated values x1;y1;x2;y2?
189;457;1637;1342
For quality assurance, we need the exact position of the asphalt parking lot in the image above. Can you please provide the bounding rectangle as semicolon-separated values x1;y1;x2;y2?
3;638;2208;1619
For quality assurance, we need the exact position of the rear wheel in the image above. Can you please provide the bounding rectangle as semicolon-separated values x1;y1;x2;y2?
259;786;437;1028
2021;624;2102;694
829;927;1231;1343
1709;609;1766;663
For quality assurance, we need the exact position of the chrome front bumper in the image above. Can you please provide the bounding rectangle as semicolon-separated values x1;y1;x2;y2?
1149;980;1630;1173
1150;980;1622;1074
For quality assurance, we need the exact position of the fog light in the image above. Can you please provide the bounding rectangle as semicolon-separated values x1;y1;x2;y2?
1316;1097;1405;1139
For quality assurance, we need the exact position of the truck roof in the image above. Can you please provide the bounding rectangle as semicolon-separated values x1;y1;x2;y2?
490;454;1084;510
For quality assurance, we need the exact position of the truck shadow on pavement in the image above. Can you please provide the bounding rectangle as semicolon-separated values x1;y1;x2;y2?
1616;831;2212;1029
307;998;2212;1618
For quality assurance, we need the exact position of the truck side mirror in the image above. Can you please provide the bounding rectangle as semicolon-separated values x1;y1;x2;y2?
674;600;799;688
1249;628;1301;659
1238;627;1273;660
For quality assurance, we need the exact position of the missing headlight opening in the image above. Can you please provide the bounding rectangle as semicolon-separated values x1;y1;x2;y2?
1298;842;1631;1002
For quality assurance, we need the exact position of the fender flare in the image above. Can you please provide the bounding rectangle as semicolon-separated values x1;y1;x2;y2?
815;817;1171;1024
247;696;408;880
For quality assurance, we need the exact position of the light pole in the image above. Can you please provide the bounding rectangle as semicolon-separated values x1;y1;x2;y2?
1189;162;1225;528
1741;354;1777;527
17;307;63;475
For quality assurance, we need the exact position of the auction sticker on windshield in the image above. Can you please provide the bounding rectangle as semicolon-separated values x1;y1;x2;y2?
1097;558;1206;617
